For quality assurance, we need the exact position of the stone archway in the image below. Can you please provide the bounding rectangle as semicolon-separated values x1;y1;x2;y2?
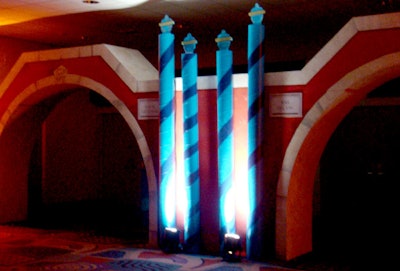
276;52;400;260
0;44;159;247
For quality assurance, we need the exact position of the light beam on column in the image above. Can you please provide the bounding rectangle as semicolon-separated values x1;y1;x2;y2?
181;33;201;253
215;30;235;237
159;15;176;231
247;3;266;259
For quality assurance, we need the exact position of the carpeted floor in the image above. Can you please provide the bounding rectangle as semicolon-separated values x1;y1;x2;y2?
0;225;300;271
2;225;391;271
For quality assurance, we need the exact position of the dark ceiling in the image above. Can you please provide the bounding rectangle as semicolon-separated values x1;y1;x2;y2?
0;0;399;72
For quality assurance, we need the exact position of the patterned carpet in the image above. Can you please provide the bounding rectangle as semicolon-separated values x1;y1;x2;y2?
0;225;300;271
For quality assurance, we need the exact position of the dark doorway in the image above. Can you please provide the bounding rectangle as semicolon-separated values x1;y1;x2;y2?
23;90;148;243
315;102;399;267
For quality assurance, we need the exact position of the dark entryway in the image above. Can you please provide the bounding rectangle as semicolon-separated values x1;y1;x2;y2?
23;90;148;242
314;78;400;268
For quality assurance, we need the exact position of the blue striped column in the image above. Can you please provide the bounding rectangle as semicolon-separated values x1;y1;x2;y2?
247;4;265;259
215;30;235;237
159;15;176;231
181;33;200;253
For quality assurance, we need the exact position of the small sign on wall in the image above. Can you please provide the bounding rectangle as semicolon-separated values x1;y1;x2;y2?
269;92;303;118
138;98;159;120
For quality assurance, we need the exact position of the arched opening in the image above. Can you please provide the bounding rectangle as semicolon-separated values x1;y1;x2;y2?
0;75;157;251
314;77;400;267
2;88;149;242
28;89;148;241
277;52;400;261
0;45;159;246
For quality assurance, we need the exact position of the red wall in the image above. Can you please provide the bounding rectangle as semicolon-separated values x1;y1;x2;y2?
0;36;50;82
0;55;160;229
0;16;399;261
268;28;400;259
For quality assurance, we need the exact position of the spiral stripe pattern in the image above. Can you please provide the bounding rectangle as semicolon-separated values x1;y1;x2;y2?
216;48;235;235
159;29;176;229
182;52;200;252
247;16;265;259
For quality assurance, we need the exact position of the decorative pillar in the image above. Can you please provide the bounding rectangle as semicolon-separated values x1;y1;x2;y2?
158;15;176;231
247;3;265;259
181;33;200;253
215;30;235;237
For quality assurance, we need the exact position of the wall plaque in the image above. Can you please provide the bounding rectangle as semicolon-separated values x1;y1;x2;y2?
269;92;302;118
138;98;159;120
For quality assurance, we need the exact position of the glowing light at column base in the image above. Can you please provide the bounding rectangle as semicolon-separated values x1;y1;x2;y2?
223;187;236;233
164;177;177;227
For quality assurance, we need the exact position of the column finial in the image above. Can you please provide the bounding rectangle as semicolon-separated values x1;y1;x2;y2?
215;30;233;50
181;33;198;53
159;15;175;33
249;3;265;24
